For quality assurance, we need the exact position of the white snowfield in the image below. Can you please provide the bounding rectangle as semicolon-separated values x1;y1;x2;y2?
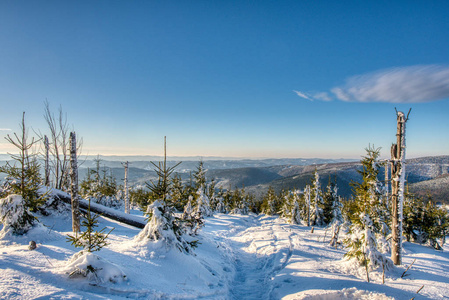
1;211;448;299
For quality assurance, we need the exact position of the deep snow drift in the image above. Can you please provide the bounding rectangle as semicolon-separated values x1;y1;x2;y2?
0;208;448;299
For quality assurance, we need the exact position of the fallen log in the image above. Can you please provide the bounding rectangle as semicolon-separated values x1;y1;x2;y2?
53;192;146;229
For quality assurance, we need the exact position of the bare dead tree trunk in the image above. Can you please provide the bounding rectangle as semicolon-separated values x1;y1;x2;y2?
384;160;389;204
391;110;410;265
305;185;311;227
70;132;80;233
44;135;50;186
123;161;130;214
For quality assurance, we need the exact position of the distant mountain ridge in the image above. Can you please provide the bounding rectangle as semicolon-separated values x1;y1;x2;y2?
1;155;448;203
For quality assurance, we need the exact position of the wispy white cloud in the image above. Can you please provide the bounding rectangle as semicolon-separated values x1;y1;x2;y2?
295;65;449;103
293;90;313;101
0;128;11;131
313;92;332;101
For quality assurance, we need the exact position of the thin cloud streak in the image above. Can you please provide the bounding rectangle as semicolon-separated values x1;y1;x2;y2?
295;65;449;103
293;90;313;101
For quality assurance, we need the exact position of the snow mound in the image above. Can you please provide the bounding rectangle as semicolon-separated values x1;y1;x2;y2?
64;251;127;284
286;288;394;300
0;220;62;246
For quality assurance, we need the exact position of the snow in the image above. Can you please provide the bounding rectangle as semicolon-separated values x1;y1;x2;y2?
1;209;448;299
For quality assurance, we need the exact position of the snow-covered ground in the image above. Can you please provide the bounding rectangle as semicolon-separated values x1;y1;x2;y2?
1;209;448;299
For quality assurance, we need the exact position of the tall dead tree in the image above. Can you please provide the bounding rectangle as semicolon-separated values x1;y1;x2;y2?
390;109;410;265
384;160;389;208
305;185;311;227
70;131;80;233
122;161;130;214
41;101;82;191
44;135;50;186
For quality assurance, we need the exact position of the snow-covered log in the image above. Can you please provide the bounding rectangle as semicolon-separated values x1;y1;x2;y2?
53;192;146;229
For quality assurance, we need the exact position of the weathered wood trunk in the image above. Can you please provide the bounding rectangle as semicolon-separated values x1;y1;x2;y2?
305;185;311;227
391;111;408;265
70;132;80;233
44;135;50;186
123;161;129;214
384;161;389;207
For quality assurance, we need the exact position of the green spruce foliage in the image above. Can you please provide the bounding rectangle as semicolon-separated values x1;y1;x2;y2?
66;200;114;252
0;113;45;234
403;194;449;249
261;186;280;215
344;146;392;270
80;157;120;208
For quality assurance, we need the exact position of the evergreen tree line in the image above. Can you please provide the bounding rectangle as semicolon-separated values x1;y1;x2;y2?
0;110;448;262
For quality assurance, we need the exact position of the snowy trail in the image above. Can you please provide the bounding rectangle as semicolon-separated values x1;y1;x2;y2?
2;212;448;299
223;215;297;300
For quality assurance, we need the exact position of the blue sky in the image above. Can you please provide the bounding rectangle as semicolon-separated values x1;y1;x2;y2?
0;1;448;159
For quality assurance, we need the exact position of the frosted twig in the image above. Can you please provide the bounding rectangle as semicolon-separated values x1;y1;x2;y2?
401;259;416;278
41;252;54;267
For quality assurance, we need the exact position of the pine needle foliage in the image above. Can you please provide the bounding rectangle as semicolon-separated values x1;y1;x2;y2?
0;112;45;213
344;146;392;271
0;113;46;234
66;200;113;252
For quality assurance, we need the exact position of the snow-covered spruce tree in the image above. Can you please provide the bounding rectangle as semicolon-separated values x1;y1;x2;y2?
231;188;252;215
403;194;449;249
326;180;344;247
0;113;44;234
80;158;120;208
207;179;218;211
261;186;279;215
193;160;207;191
130;186;151;211
170;173;186;211
302;185;312;226
213;187;227;213
136;138;197;253
344;146;392;271
310;170;325;226
182;195;205;236
323;177;340;225
195;188;213;218
281;190;302;224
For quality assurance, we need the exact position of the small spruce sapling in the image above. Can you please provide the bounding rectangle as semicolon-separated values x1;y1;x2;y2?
0;113;46;234
66;199;114;252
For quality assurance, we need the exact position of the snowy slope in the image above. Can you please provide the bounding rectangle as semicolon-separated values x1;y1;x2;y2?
1;210;448;299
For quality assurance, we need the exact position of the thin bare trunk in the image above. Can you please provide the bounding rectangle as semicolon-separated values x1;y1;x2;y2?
391;110;410;265
70;132;80;233
44;135;50;186
123;161;130;214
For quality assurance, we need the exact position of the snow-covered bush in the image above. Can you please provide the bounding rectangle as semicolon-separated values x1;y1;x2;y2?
136;200;198;253
65;250;126;284
0;194;35;236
